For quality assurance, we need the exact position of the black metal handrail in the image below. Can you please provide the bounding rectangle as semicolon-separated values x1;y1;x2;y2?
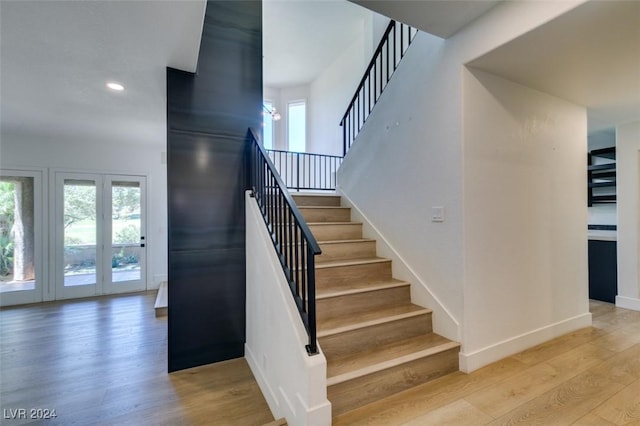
248;128;321;355
340;20;419;156
266;149;342;191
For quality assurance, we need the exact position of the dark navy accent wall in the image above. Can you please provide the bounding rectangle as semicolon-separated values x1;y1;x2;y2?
166;1;262;372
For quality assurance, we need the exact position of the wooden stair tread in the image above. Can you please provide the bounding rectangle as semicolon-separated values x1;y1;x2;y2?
317;279;408;299
326;334;460;385
317;303;430;337
299;206;348;210
315;257;390;269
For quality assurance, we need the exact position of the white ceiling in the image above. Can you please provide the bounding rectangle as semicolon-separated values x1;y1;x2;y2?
468;0;640;132
263;0;371;88
349;0;501;39
1;0;637;151
0;0;206;147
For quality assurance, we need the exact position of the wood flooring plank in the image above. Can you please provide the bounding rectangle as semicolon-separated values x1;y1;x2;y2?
593;379;640;425
0;293;274;426
401;399;493;426
489;370;625;425
591;326;640;353
510;327;609;366
465;342;615;418
572;412;616;425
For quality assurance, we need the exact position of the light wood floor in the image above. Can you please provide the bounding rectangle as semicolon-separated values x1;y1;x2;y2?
0;292;274;426
2;295;639;425
334;299;640;425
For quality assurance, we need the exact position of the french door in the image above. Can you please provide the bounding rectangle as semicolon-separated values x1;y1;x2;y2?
0;169;44;306
55;173;146;299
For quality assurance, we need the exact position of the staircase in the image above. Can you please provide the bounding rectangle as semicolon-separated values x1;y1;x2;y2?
292;193;460;418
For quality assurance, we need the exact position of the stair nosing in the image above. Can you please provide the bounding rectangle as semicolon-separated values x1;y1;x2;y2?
298;206;350;210
318;238;375;245
317;308;431;338
326;341;460;387
308;222;362;226
317;281;410;300
315;257;391;269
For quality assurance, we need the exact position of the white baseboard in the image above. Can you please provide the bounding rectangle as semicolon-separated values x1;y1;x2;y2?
459;313;592;373
616;295;640;312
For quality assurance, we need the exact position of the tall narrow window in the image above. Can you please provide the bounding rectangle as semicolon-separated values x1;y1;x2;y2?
288;100;306;153
263;100;274;150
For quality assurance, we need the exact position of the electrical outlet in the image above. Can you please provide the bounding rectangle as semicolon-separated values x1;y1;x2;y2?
432;206;445;222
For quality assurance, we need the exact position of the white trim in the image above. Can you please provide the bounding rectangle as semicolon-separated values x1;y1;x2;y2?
458;313;592;373
616;295;640;312
336;187;460;342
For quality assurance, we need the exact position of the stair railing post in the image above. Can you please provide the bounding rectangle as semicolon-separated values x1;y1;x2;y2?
296;152;300;192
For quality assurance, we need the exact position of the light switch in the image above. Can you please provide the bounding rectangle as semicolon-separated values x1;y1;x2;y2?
432;206;445;222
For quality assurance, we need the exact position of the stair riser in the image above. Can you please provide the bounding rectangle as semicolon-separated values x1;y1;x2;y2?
319;313;432;359
317;286;410;323
287;242;378;267
327;346;459;416
309;223;362;241
316;261;392;290
292;195;341;207
317;240;377;262
299;207;351;223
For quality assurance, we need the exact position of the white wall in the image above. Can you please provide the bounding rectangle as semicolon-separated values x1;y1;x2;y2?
0;133;168;292
308;35;366;156
245;192;331;426
337;30;465;330
265;11;387;156
337;0;588;372
461;69;591;371
616;121;640;311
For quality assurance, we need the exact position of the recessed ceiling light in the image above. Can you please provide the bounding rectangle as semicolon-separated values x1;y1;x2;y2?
106;82;124;91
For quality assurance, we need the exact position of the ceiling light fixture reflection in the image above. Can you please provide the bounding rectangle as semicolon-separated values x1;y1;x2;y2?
106;82;125;91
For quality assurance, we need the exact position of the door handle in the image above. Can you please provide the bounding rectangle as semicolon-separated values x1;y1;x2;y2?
140;243;145;248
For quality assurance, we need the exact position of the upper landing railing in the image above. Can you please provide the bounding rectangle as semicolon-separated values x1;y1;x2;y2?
340;20;419;156
266;149;342;192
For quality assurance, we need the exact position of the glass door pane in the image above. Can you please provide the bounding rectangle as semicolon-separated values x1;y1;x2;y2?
63;179;98;288
0;170;44;307
111;181;141;283
104;176;146;294
56;173;101;300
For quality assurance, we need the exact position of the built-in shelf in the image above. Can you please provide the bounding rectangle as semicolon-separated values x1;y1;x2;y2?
588;147;616;207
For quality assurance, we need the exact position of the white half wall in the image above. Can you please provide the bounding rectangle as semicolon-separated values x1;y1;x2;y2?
616;121;640;311
461;68;591;371
245;192;331;426
0;132;168;292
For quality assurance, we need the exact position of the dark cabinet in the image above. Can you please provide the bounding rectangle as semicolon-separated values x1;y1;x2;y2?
588;239;617;303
